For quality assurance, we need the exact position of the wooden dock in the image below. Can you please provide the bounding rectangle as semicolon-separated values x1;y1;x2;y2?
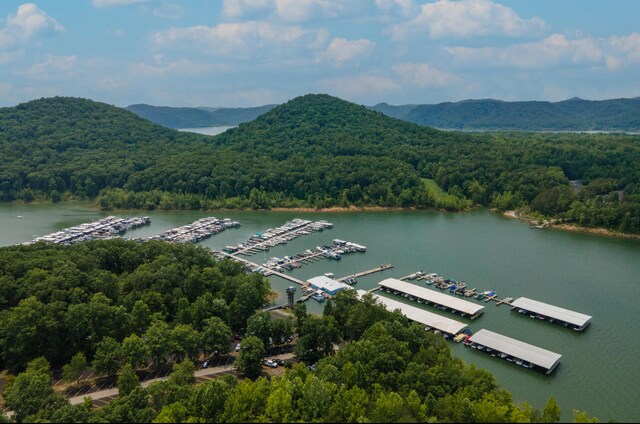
336;264;394;282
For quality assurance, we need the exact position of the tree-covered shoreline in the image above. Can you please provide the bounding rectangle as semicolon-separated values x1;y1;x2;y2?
2;94;639;234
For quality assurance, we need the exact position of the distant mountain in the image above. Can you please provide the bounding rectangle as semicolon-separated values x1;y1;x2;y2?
370;97;640;131
126;104;277;129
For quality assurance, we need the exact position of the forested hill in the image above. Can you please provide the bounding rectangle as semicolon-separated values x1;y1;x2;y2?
2;94;640;233
371;97;640;131
126;103;276;129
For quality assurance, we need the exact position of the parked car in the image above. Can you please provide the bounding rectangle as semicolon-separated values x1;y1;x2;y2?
235;343;241;352
263;359;278;368
275;358;285;366
202;360;210;369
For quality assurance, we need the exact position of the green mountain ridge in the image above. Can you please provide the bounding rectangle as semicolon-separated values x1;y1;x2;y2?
2;94;640;233
370;97;640;131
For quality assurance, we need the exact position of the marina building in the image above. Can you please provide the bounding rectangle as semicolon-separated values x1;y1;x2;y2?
308;276;353;296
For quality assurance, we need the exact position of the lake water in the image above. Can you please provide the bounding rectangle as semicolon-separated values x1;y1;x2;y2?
178;126;236;136
1;202;639;421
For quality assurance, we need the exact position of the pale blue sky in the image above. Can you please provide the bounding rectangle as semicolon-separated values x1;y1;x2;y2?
1;0;639;107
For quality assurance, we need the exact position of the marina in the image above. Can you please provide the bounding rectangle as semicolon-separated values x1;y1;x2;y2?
28;216;151;245
510;297;592;331
143;217;240;243
379;278;485;319
465;329;562;375
222;219;333;256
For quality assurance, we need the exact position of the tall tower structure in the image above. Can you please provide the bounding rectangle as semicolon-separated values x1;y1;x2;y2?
286;286;296;309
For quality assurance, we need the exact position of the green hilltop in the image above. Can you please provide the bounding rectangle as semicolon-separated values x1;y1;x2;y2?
1;94;639;233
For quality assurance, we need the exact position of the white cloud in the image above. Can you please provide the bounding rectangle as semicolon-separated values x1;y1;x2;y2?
25;55;78;78
318;75;399;100
374;0;418;17
1;3;64;49
446;33;640;71
319;37;374;67
152;21;325;57
393;62;457;87
130;56;222;77
149;2;184;19
389;0;546;40
0;82;12;96
223;0;344;22
92;0;148;7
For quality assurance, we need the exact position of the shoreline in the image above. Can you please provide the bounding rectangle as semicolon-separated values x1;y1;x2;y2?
502;210;640;240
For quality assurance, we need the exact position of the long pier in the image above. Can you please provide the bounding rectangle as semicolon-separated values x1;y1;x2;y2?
217;251;311;289
336;264;394;282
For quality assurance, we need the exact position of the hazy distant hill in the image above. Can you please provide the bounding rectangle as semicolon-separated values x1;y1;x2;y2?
370;97;640;131
126;104;276;129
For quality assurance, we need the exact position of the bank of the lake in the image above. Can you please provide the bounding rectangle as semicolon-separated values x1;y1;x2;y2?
1;202;639;422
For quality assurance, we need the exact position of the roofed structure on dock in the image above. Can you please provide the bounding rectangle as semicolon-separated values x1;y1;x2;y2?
308;276;353;296
469;329;562;374
358;291;468;335
510;297;592;331
379;278;484;317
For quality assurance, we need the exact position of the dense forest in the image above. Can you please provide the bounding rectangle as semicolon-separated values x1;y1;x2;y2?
371;97;640;131
1;95;639;233
126;104;276;129
0;241;600;423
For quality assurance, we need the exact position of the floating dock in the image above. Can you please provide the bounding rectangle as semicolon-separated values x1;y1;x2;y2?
337;264;393;282
510;297;592;331
359;291;468;336
466;329;562;375
379;278;485;319
145;217;239;243
30;216;151;245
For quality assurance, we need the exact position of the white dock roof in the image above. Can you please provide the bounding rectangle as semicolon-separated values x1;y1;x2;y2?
308;276;352;293
379;278;484;316
470;329;562;372
510;297;592;328
373;294;468;335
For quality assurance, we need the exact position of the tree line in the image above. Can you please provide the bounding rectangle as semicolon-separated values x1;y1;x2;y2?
2;95;639;233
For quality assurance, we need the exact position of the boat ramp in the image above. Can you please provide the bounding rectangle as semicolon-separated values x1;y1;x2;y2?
29;216;150;245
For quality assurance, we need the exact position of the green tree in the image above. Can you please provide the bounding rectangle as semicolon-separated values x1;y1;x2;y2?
121;333;149;369
118;363;140;397
144;320;171;367
153;402;189;423
246;311;272;347
4;358;68;422
93;337;121;377
235;335;265;379
61;352;87;386
200;316;233;357
542;396;562;423
573;410;600;423
170;324;200;362
189;378;235;422
169;359;196;386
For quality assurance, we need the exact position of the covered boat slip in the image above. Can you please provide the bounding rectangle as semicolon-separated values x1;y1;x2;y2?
379;278;485;318
372;293;468;336
510;297;592;331
469;329;562;374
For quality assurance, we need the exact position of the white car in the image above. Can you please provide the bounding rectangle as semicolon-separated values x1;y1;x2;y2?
235;343;241;352
263;359;278;368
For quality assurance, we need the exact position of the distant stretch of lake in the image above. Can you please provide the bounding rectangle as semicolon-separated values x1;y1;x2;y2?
178;126;236;136
1;202;638;422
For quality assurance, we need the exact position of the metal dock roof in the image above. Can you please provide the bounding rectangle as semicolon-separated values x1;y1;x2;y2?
372;294;468;335
379;278;485;316
469;329;562;372
511;297;592;329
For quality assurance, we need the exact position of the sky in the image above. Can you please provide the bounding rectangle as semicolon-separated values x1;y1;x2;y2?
0;0;639;107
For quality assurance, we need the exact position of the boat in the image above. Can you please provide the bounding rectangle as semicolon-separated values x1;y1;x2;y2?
17;215;23;219
515;359;524;366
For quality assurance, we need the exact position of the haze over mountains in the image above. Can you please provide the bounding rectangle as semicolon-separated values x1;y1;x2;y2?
127;97;640;132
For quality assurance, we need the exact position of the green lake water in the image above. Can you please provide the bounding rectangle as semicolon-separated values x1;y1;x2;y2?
1;201;639;421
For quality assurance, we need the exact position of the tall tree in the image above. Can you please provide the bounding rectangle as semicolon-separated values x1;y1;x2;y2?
235;336;265;379
61;352;87;386
93;337;121;378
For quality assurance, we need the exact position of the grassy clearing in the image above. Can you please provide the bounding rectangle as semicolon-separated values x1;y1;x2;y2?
422;179;473;211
